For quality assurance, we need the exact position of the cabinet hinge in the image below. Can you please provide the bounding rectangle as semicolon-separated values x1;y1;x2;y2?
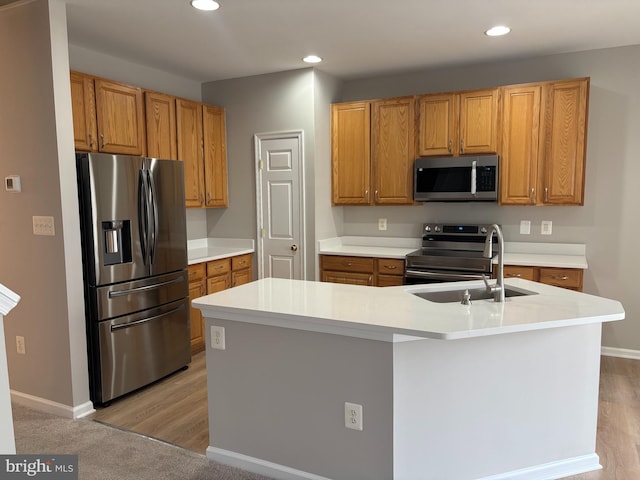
260;228;266;238
258;159;264;170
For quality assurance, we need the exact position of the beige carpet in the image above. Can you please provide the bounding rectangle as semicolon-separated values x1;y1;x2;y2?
12;403;272;480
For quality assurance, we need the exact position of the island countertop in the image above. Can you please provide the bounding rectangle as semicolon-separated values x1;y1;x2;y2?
193;277;624;341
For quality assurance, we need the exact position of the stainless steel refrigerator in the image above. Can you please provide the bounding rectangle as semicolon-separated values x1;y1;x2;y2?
76;152;190;406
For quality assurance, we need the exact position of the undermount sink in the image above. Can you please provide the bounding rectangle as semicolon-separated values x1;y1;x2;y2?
413;286;537;303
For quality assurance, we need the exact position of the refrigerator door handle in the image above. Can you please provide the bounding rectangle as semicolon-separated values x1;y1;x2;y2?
107;275;186;298
109;304;185;331
138;169;148;264
147;169;158;265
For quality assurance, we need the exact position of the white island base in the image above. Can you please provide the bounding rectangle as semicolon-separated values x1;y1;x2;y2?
194;278;624;480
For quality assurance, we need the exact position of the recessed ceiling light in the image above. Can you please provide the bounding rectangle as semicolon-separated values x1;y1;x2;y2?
485;25;511;37
303;55;323;64
191;0;220;11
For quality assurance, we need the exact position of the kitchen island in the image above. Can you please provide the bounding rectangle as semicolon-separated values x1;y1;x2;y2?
193;278;624;480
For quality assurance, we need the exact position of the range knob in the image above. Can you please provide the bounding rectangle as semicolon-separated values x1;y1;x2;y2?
434;225;441;232
425;225;432;232
480;227;487;234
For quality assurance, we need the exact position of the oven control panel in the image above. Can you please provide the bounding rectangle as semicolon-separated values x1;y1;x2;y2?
423;224;495;235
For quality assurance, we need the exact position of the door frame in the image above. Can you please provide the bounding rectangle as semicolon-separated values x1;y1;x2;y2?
253;130;307;280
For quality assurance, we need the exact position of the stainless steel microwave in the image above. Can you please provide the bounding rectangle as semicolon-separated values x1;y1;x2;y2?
414;155;499;202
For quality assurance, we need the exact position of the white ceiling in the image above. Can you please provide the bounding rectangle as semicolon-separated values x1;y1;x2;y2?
58;0;640;83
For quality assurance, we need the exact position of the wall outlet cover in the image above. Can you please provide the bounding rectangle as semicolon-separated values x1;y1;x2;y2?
345;402;363;431
519;220;531;235
210;325;226;350
378;218;387;231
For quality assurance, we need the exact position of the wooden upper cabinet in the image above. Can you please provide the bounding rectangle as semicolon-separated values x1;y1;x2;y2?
70;71;97;152
177;98;205;208
331;102;371;205
500;85;541;205
417;93;457;156
500;78;589;206
417;88;498;157
202;105;229;208
372;97;415;204
539;78;589;205
145;91;177;160
94;78;145;155
458;88;499;155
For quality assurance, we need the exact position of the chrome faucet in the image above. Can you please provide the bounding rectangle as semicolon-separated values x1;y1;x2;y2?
482;224;505;302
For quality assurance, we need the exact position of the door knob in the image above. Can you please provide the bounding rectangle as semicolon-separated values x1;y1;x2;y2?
291;244;298;252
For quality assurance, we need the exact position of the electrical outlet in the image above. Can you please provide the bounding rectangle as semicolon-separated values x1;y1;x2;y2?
16;336;25;355
519;220;531;235
541;221;553;235
33;216;55;236
210;325;226;350
378;218;387;231
345;402;363;431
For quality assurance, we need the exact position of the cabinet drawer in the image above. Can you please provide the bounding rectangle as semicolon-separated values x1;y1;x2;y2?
539;268;583;289
232;254;252;271
188;263;206;282
321;255;374;273
207;258;231;277
377;274;404;287
376;258;404;276
503;266;536;281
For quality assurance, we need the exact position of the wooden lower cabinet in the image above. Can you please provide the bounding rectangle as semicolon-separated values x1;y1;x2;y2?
320;255;404;287
188;263;207;354
503;265;583;291
188;253;253;353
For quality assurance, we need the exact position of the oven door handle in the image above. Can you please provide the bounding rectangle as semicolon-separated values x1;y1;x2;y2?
405;269;485;282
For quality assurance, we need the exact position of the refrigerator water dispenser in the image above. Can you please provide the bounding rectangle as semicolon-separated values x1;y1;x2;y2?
102;220;131;265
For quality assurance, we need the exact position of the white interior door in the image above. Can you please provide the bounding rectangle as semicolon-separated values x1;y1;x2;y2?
255;131;305;280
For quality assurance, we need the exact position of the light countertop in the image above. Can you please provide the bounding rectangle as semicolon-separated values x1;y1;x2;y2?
188;238;255;265
318;237;588;269
193;277;623;342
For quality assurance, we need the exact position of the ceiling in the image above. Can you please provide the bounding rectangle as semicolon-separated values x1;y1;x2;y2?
23;0;640;82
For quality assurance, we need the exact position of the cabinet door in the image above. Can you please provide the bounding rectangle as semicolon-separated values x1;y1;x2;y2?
207;274;230;293
500;85;541;205
177;98;205;208
322;271;373;286
459;89;499;155
539;267;583;291
232;269;252;287
417;93;457;156
372;97;415;204
70;71;97;152
321;255;374;274
94;78;145;155
188;279;206;354
539;79;589;205
331;102;371;205
202;104;229;207
145;91;177;160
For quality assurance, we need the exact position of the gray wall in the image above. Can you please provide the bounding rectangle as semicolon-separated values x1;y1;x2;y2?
202;69;320;278
0;0;89;409
337;45;640;351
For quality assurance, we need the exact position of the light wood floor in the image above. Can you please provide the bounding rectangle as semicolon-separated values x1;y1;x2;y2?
90;351;210;453
90;353;640;478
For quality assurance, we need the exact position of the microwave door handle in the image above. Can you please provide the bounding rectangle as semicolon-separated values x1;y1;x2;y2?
471;160;477;196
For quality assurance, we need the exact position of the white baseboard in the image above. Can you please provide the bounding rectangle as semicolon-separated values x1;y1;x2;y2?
476;454;601;480
206;446;331;480
207;446;599;480
10;390;95;419
601;346;640;360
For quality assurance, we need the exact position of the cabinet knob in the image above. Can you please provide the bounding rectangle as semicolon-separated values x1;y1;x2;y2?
99;133;105;150
530;187;535;204
88;132;94;149
448;139;452;153
544;187;549;203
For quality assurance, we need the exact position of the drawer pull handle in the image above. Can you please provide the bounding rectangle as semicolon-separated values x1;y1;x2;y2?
507;273;522;278
551;275;569;280
384;265;397;270
344;262;353;266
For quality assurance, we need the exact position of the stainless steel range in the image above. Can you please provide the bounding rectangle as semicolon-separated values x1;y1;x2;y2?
404;223;499;284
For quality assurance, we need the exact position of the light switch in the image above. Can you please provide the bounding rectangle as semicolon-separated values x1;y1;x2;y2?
541;221;553;235
519;220;531;235
33;216;55;236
